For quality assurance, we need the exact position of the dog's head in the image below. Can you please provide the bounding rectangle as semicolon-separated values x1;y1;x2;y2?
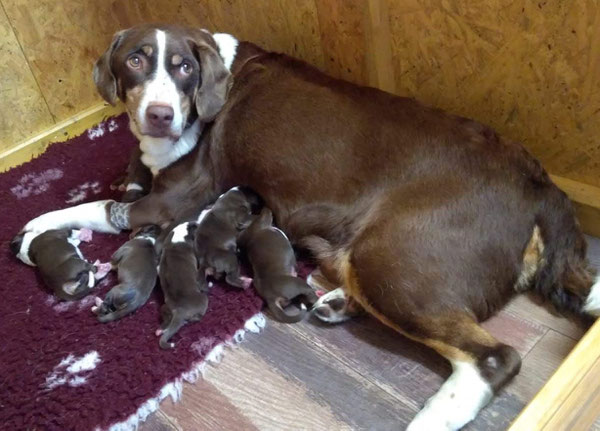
93;24;232;140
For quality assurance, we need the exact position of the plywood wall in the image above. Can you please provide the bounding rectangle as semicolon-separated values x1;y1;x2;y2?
1;0;599;189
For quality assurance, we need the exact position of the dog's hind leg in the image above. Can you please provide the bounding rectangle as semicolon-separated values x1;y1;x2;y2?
341;253;521;430
159;312;186;349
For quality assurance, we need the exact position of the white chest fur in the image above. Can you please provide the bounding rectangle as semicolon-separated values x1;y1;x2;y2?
139;119;202;176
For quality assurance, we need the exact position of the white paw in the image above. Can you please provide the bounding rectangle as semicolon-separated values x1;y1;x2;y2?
311;288;352;323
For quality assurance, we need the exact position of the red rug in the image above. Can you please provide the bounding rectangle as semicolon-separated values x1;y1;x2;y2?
0;115;266;430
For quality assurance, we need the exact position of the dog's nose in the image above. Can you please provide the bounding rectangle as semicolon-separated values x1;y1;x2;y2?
146;104;174;129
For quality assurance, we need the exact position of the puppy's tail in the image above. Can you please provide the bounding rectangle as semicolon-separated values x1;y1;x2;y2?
264;277;318;323
97;303;138;323
159;313;186;349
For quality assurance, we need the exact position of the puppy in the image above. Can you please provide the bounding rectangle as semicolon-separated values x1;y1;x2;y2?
194;187;258;288
158;221;209;349
110;147;152;202
238;208;318;322
93;225;160;322
11;229;97;300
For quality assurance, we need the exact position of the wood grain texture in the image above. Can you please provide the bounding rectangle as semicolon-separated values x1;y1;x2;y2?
388;0;600;188
0;2;53;151
314;0;368;85
511;322;600;430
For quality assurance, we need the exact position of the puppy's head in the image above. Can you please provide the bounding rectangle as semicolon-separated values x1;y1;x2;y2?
10;231;39;266
93;24;231;141
215;187;256;230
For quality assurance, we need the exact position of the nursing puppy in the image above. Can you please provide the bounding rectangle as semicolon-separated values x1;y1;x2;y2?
158;221;209;349
93;225;160;322
239;208;317;322
11;229;96;300
195;187;257;288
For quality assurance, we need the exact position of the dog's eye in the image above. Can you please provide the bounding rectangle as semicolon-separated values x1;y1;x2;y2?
127;55;142;70
181;62;192;75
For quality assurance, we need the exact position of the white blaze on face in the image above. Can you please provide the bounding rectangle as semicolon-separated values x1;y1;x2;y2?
137;29;184;138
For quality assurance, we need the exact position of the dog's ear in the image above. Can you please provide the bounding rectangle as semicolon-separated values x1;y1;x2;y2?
191;34;232;122
93;30;128;106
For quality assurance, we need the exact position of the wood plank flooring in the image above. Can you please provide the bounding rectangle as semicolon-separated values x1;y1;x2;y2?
139;236;600;431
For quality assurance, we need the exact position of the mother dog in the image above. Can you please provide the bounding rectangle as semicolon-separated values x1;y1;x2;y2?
20;24;600;429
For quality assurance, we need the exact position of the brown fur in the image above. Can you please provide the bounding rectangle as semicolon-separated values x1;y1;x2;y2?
100;25;596;400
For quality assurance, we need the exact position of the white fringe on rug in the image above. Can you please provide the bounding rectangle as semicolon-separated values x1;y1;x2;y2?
103;312;266;431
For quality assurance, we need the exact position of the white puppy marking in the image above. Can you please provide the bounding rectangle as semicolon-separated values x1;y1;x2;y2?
171;222;190;243
213;33;238;71
24;200;119;234
16;231;39;266
407;360;493;431
197;208;211;224
311;287;352;324
139;119;202;175
583;275;600;316
126;182;143;192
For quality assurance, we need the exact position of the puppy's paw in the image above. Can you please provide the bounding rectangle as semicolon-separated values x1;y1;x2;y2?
155;329;163;336
93;261;112;279
240;276;253;289
77;228;93;242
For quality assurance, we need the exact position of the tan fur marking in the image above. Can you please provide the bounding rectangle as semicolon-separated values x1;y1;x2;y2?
172;54;183;66
142;45;153;57
125;84;146;123
515;224;545;292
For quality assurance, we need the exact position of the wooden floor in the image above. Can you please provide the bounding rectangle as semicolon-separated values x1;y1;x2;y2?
140;236;600;431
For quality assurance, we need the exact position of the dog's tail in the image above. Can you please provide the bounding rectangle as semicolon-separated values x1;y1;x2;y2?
159;312;186;349
530;184;598;321
262;276;318;323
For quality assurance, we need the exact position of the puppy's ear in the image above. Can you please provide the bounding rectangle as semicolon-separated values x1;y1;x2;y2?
93;30;128;105
190;33;232;122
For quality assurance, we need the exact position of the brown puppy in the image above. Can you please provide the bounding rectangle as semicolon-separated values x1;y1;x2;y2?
239;208;317;322
12;229;96;300
158;221;208;349
93;225;160;322
194;187;256;288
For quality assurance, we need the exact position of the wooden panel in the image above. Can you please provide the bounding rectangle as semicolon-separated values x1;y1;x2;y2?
511;320;600;430
1;0;325;129
0;2;53;151
314;0;369;84
388;0;600;188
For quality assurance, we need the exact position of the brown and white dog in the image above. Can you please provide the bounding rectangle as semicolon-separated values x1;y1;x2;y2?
19;24;600;429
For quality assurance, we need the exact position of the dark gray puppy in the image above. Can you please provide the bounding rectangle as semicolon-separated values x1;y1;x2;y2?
194;187;258;288
93;225;161;322
238;208;318;323
158;221;209;349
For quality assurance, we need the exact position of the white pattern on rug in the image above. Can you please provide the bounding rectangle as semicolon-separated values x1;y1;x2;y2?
65;180;102;204
88;119;119;140
44;351;101;390
104;313;266;431
10;168;64;199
